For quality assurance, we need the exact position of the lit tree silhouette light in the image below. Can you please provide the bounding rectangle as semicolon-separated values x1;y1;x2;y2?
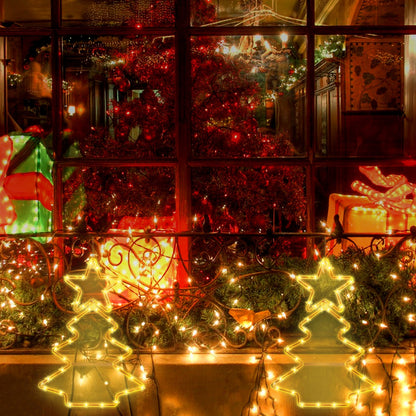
272;258;376;408
39;257;145;408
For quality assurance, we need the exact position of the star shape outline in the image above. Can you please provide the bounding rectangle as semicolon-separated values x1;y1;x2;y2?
296;258;353;313
64;257;114;313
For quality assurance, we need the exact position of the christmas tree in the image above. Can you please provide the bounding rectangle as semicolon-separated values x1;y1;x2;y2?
272;258;376;408
39;257;144;407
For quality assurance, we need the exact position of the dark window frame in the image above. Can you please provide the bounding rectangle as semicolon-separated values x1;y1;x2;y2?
0;0;415;239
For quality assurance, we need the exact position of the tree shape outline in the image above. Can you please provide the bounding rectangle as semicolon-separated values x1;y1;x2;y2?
39;257;145;408
271;258;376;408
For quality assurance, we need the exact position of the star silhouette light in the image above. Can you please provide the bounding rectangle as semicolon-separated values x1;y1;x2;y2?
296;257;353;313
64;256;114;312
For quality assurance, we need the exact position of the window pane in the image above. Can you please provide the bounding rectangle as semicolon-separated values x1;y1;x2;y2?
63;167;175;231
2;1;50;27
5;37;52;135
62;0;175;27
316;0;404;25
191;0;306;26
192;35;306;158
63;36;175;158
315;35;404;157
192;166;306;233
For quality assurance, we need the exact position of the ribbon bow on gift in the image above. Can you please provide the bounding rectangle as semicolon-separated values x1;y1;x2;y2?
352;166;416;215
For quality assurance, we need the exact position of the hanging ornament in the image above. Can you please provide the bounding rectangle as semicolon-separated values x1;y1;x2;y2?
117;78;131;92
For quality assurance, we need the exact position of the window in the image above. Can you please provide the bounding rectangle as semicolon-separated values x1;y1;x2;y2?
0;0;415;244
3;5;416;411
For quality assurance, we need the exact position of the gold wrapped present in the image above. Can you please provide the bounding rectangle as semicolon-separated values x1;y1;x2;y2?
327;193;416;254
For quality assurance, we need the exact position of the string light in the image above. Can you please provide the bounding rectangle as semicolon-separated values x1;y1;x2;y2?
271;258;376;407
101;234;176;297
39;257;145;407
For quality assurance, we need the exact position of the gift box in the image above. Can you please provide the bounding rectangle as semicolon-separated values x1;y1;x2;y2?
327;193;416;254
62;141;86;226
100;216;177;302
3;134;53;237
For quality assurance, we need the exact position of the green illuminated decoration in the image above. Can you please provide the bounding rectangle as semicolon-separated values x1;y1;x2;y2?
3;134;53;236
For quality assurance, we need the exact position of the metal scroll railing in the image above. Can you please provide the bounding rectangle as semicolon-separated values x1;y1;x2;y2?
0;228;416;351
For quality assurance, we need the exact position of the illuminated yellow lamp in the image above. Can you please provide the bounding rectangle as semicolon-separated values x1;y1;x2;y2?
39;257;145;407
67;105;76;116
101;230;176;299
271;258;376;408
356;402;365;411
259;387;267;398
398;357;406;365
396;371;406;383
280;32;289;47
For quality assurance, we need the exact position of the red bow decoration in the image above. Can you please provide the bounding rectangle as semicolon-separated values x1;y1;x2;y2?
0;134;54;234
0;135;17;230
352;166;416;215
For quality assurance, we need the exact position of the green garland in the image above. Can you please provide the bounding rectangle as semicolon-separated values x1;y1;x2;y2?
1;246;415;350
315;35;346;63
276;35;345;94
